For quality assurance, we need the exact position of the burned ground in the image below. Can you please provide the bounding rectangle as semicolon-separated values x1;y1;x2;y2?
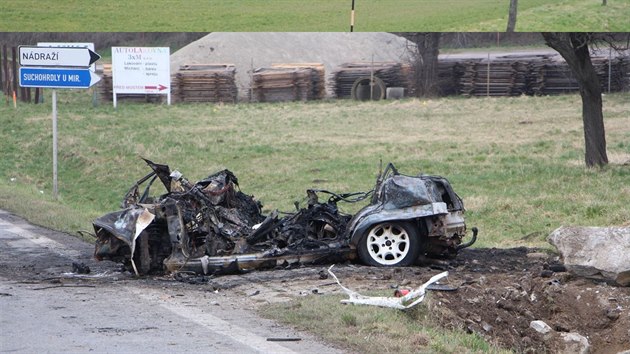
184;247;630;353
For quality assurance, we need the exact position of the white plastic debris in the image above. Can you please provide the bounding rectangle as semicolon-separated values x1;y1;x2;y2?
328;265;448;309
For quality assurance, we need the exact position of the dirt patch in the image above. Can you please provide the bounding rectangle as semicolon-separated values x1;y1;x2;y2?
199;247;630;353
431;248;630;353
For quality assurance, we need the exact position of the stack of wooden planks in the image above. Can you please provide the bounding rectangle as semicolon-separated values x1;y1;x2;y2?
250;64;325;102
173;64;237;103
271;63;326;100
450;54;629;97
331;62;414;98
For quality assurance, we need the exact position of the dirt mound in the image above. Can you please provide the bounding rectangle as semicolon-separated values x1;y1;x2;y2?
434;248;630;353
207;248;630;353
170;32;415;97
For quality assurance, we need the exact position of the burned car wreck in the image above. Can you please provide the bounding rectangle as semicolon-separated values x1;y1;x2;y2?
93;159;477;275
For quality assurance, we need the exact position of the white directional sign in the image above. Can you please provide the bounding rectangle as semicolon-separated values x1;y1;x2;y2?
17;43;102;201
38;42;97;71
19;46;101;68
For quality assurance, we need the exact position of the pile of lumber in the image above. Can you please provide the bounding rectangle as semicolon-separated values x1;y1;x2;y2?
436;59;461;96
449;54;629;97
457;57;530;97
250;64;324;102
332;62;414;98
271;63;326;99
173;64;237;103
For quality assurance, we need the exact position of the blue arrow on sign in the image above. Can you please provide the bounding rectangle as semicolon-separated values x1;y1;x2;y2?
19;67;101;89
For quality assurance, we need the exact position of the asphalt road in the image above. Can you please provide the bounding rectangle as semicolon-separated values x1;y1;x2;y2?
0;209;343;354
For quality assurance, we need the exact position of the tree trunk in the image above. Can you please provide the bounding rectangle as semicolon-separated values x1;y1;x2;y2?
602;0;607;6
395;33;441;97
542;33;608;167
507;0;518;32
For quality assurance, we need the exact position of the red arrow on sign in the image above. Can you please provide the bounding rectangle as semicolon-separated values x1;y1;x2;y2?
145;84;168;91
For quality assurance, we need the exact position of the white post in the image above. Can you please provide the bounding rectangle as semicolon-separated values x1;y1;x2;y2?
52;89;58;200
167;92;171;105
113;90;117;108
350;0;355;32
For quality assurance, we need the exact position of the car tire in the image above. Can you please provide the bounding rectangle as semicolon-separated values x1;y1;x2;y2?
357;221;420;267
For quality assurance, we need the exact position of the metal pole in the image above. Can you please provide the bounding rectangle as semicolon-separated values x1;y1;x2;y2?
487;53;490;97
350;0;355;32
52;89;58;200
370;54;374;100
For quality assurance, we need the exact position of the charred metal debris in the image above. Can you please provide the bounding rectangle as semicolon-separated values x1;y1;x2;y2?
93;159;477;276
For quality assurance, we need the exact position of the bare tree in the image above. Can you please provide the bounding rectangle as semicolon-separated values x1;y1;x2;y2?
395;33;441;97
507;0;518;32
541;33;608;167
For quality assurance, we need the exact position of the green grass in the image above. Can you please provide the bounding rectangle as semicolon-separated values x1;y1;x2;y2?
470;0;630;31
259;293;511;353
1;90;629;247
0;0;628;31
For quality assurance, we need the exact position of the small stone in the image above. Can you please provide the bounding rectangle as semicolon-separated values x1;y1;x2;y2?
559;332;590;354
467;297;480;304
481;322;493;332
530;320;553;334
605;307;620;321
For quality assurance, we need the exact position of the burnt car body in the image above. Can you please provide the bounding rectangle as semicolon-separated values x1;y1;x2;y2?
93;160;476;275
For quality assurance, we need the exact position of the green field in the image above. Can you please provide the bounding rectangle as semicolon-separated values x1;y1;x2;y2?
1;90;629;248
1;0;628;31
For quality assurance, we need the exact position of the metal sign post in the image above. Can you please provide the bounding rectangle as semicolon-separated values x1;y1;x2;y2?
52;90;58;198
18;44;101;200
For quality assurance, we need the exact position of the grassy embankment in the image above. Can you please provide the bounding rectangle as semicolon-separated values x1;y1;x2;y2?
1;90;629;352
1;0;628;31
1;90;629;244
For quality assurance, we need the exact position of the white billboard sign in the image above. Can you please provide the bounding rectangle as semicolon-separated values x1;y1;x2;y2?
111;47;170;106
